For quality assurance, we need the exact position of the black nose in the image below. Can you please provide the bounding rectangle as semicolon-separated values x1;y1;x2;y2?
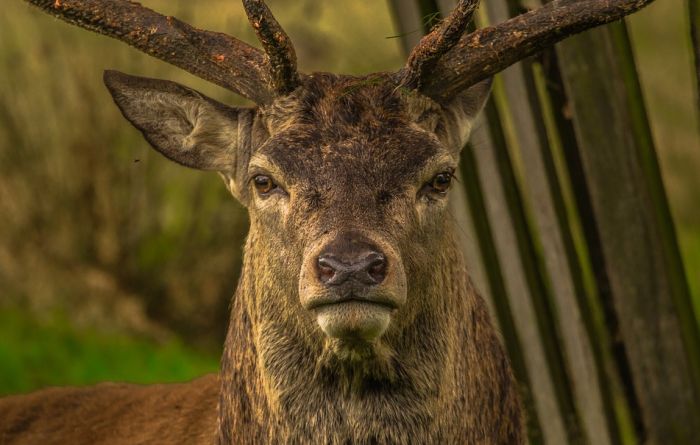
316;234;387;286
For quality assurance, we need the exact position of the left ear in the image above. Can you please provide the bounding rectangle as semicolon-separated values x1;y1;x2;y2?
104;70;246;172
103;70;255;202
435;77;492;153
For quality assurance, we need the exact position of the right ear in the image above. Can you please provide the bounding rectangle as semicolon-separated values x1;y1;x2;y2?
103;70;252;201
437;77;493;154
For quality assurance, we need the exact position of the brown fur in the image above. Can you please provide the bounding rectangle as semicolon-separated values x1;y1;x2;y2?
0;73;523;444
219;74;522;444
0;374;219;444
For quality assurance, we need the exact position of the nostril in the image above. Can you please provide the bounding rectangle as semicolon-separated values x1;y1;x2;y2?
317;256;337;284
366;254;387;284
316;241;388;287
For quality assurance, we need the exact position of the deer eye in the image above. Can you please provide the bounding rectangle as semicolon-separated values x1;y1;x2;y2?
428;172;453;194
253;175;277;195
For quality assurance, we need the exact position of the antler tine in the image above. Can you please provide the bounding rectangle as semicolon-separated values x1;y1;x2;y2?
242;0;301;96
414;0;656;104
23;0;275;104
398;0;480;90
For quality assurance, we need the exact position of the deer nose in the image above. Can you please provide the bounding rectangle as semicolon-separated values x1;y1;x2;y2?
317;251;387;286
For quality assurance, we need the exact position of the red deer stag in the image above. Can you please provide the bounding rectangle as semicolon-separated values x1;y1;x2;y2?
1;0;655;443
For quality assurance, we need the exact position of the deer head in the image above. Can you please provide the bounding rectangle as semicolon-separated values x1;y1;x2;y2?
103;67;491;355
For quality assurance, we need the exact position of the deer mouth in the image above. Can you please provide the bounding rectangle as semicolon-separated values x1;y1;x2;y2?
306;294;399;312
306;293;398;341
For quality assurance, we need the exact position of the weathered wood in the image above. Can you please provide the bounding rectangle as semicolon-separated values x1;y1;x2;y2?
536;48;640;445
471;101;567;445
386;0;425;53
691;0;700;115
482;2;616;443
556;21;700;444
497;48;610;445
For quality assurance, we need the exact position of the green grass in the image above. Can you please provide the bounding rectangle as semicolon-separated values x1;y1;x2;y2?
0;308;219;396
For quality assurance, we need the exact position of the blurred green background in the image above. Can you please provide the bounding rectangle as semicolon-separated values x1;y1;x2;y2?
0;0;697;396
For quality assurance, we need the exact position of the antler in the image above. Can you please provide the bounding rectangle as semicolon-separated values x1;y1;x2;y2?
402;0;656;103
398;0;480;90
22;0;301;104
24;0;655;106
242;0;300;95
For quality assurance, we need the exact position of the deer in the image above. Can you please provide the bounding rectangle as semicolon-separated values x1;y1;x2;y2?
0;0;655;444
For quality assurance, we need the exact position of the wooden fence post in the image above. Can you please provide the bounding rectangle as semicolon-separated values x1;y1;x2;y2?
690;0;700;114
555;21;700;444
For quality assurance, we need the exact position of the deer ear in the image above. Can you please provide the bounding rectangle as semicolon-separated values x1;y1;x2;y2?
437;77;493;152
103;70;244;173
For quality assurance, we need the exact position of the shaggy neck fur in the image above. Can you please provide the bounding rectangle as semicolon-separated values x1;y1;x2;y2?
217;225;523;444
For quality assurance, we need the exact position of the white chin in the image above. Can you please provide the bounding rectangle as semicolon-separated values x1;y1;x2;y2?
316;301;392;341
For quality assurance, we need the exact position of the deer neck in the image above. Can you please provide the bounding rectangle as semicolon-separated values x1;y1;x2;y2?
217;231;517;444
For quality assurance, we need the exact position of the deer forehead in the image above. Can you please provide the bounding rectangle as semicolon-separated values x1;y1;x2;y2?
252;74;452;187
262;73;443;133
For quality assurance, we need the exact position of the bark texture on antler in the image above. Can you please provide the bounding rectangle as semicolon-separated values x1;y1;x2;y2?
242;0;300;96
408;0;656;104
399;0;480;90
24;0;657;107
23;0;276;103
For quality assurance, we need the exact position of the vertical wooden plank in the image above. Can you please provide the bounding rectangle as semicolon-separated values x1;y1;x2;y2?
478;1;615;442
537;50;640;445
556;22;700;444
690;0;700;114
470;105;568;445
460;135;545;445
434;0;458;15
497;59;611;445
477;1;621;442
385;0;424;53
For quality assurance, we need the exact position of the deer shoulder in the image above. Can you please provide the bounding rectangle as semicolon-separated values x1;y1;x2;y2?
0;374;219;445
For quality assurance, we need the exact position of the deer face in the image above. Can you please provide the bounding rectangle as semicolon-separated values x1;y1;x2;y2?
253;74;460;345
104;71;489;358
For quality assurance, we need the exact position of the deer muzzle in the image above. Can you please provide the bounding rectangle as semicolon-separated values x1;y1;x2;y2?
299;231;406;342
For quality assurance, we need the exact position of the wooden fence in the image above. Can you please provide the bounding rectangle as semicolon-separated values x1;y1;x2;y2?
387;1;700;444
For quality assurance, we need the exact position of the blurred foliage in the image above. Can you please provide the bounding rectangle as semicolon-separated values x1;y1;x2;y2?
0;308;217;396
0;0;697;395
